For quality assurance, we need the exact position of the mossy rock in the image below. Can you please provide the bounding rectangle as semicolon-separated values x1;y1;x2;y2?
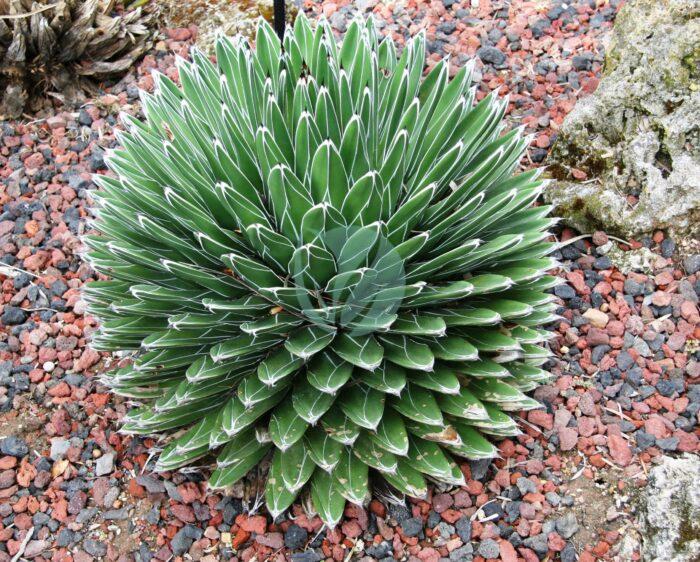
545;0;700;244
637;455;700;561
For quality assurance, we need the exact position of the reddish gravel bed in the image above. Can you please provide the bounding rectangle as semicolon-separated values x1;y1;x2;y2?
1;1;699;562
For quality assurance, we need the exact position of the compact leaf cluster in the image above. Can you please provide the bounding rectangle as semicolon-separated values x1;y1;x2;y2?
84;14;559;527
0;0;155;118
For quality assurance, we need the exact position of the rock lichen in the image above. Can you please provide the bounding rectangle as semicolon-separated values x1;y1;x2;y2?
638;455;700;562
545;0;700;244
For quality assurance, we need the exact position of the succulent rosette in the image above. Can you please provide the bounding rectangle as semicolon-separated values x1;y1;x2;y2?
84;14;559;526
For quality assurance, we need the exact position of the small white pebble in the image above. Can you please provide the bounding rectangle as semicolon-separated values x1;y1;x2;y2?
43;361;55;372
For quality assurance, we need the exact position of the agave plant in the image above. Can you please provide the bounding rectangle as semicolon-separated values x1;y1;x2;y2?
84;14;560;527
0;0;156;118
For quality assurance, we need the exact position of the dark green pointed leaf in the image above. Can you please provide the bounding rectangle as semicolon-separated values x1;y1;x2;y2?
332;333;384;371
321;406;361;445
310;140;348;208
382;459;427;498
334;447;370;505
306;351;354;394
359;361;406;396
368;407;409;456
408;435;463;484
339;384;385;430
379;334;434;371
437;387;489;420
426;336;479;362
279;440;316;493
258;347;305;386
353;432;398;473
311;470;346;528
408;365;461;395
289;243;337;290
305;426;343;471
266;450;297;519
269;400;307;450
285;324;337;359
292;377;336;423
391;383;443;425
389;313;446;336
448;422;499;459
210;440;272;489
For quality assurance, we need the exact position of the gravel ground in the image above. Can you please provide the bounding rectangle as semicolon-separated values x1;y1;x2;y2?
1;1;698;561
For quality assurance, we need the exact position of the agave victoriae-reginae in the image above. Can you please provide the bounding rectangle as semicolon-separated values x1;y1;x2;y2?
84;13;560;526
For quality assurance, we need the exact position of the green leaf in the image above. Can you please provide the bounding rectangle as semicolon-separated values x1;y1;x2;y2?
223;252;281;291
334;222;382;273
220;393;285;438
437;307;501;327
426;336;479;362
408;435;464;484
210;333;283;362
311;470;346;528
265;450;297;518
305;426;343;471
468;274;514;295
402;280;474;308
310;140;348;208
339;384;385;430
469;378;534;411
353;432;398;473
210;440;272;489
238;374;290;407
300;202;347;245
285;325;337;359
408;365;461;395
240;312;304;336
391;383;443;425
481;299;533;320
448;422;499;459
379;334;434;371
334;447;370;505
321;405;360;445
382;459;427;498
341;171;382;226
459;328;521;353
403;419;462;446
269;400;307;450
279;440;316;493
467;403;520;436
458;359;509;378
437;387;489;420
358;361;406;396
385;183;434;244
306;351;354;394
332;333;384;371
289;243;337;290
268;164;314;242
258;347;305;386
292;377;336;423
245;223;296;273
369;408;409;455
389;313;446;336
156;415;220;470
325;268;377;304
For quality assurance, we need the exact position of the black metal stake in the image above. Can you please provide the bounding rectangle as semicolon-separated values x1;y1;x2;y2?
273;0;286;42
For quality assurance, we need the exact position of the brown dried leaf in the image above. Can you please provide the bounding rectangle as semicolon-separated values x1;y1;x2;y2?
51;458;69;478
